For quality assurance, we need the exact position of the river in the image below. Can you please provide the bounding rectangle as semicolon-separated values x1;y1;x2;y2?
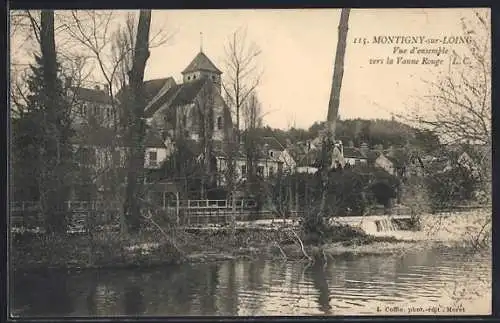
10;247;490;316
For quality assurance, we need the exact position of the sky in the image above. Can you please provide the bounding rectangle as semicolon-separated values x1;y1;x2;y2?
10;8;490;130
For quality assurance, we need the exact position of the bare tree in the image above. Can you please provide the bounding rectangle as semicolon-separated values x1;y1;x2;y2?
415;10;491;147
316;9;350;226
37;10;74;234
325;9;350;143
122;9;152;234
60;10;173;126
410;9;491;200
194;82;216;199
242;92;263;182
57;10;174;230
222;27;262;143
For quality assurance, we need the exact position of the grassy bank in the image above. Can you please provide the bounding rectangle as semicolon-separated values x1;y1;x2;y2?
10;224;417;271
11;209;491;271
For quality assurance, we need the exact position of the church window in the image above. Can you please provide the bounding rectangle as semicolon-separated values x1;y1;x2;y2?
217;116;223;130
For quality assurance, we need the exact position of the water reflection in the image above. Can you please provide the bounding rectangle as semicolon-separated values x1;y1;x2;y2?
123;273;145;315
307;262;332;314
10;248;491;317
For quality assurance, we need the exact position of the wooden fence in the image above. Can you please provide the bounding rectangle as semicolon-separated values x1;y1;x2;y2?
9;199;286;232
10;201;122;233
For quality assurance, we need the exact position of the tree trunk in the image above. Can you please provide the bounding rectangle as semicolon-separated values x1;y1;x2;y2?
318;9;350;221
123;10;152;234
326;9;350;139
40;10;69;234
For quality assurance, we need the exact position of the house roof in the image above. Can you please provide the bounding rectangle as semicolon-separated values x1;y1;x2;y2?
143;84;182;117
143;77;175;102
287;144;307;161
296;148;321;167
143;78;209;117
182;51;222;75
116;77;175;104
343;147;366;159
260;136;285;151
170;78;208;106
70;126;166;149
365;150;382;162
144;131;166;148
73;87;112;104
69;127;119;147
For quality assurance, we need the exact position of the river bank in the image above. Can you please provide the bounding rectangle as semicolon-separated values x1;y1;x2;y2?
8;225;385;271
11;208;491;272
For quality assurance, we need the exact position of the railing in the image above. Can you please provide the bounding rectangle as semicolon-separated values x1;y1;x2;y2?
10;200;123;233
174;199;257;209
10;201;123;212
10;199;292;231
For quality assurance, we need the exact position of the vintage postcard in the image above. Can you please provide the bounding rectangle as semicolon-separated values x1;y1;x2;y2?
9;8;491;317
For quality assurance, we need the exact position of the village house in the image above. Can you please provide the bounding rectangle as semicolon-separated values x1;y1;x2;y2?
342;146;367;167
213;144;286;186
366;147;425;178
441;150;482;178
293;139;347;173
371;152;396;175
290;140;317;174
260;137;296;173
68;83;171;200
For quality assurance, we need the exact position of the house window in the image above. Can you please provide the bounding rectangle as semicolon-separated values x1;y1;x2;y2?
217;116;223;130
269;151;274;157
183;114;187;126
187;76;191;81
257;166;264;177
78;147;95;165
212;75;216;81
269;166;275;177
80;103;88;116
241;164;247;176
149;151;158;166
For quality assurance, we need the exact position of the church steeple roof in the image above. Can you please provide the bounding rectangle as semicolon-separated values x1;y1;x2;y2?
182;51;222;75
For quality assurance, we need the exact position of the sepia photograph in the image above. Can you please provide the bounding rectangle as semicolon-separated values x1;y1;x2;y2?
9;8;491;317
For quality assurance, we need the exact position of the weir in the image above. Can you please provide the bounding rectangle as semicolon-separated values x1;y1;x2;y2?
335;215;410;235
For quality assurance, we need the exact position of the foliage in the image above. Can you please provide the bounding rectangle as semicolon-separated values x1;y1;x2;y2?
157;139;201;198
11;54;75;234
425;165;481;211
247;118;430;152
271;165;400;243
412;129;441;153
410;9;491;146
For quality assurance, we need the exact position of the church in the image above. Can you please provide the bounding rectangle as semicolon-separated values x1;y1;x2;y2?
143;49;233;150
